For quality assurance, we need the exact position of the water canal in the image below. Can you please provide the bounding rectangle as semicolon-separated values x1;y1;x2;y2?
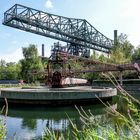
1;86;139;140
1;102;116;140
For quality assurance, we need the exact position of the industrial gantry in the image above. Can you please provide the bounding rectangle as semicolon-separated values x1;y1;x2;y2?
3;4;113;58
4;4;139;87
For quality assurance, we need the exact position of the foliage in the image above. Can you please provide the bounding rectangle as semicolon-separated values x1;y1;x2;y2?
0;84;20;88
118;33;134;59
43;73;140;140
0;118;6;140
20;44;44;82
83;73;100;83
41;56;48;63
90;33;134;64
98;54;108;62
132;46;140;62
91;50;99;60
109;47;128;64
109;34;133;64
0;101;8;140
0;60;20;80
43;98;140;140
85;33;136;80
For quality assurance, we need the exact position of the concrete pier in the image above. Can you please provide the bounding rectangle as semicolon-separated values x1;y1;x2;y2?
0;86;117;105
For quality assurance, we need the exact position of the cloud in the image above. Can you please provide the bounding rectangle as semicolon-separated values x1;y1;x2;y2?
120;0;140;46
0;48;23;62
45;0;53;9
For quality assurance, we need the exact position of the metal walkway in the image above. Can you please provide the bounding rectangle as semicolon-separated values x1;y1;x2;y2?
3;4;113;56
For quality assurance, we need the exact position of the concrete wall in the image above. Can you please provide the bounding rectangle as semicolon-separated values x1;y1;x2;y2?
0;88;116;100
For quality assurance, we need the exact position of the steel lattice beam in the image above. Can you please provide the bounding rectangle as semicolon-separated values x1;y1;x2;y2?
3;4;113;53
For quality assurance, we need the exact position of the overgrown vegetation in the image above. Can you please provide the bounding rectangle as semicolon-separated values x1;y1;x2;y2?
0;33;140;83
43;73;140;140
0;60;20;80
0;118;6;140
20;44;44;83
0;99;8;140
0;34;140;138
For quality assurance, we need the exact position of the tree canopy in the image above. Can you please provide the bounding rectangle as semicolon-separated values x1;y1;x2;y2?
132;46;140;62
0;60;20;80
20;44;44;82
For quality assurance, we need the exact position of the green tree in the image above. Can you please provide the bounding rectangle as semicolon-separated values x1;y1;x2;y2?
0;59;6;67
132;46;140;62
109;34;134;64
91;50;99;60
0;60;20;80
20;44;44;82
109;47;126;64
5;62;21;80
98;54;108;62
84;33;135;81
118;33;134;59
0;59;6;79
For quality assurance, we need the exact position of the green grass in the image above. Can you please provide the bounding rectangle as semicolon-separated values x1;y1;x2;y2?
0;81;41;88
0;118;7;140
0;104;7;140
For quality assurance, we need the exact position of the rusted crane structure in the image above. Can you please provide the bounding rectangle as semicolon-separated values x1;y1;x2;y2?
3;4;140;87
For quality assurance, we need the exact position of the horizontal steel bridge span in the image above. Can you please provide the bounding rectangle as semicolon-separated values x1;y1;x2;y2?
3;4;113;53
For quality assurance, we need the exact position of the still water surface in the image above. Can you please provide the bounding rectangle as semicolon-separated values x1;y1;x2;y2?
2;103;114;140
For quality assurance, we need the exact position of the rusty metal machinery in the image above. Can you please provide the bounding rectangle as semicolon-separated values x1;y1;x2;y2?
2;4;114;88
3;4;140;88
45;42;140;87
45;43;71;87
28;42;140;88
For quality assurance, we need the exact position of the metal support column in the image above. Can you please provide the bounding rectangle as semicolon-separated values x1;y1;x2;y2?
119;71;123;86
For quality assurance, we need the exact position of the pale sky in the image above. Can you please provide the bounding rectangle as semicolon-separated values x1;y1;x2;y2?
0;0;140;62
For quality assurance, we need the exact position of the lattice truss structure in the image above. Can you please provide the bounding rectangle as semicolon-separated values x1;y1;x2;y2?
3;4;113;57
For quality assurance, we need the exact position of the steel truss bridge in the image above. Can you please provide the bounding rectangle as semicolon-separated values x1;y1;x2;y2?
3;4;113;58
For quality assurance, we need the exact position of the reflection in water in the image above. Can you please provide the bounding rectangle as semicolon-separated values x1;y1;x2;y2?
46;119;69;131
1;103;116;140
22;119;37;130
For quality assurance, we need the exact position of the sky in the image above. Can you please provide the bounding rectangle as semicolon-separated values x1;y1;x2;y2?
0;0;140;62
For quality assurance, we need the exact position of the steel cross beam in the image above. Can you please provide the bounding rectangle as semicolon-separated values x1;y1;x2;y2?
72;63;140;73
3;4;113;53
